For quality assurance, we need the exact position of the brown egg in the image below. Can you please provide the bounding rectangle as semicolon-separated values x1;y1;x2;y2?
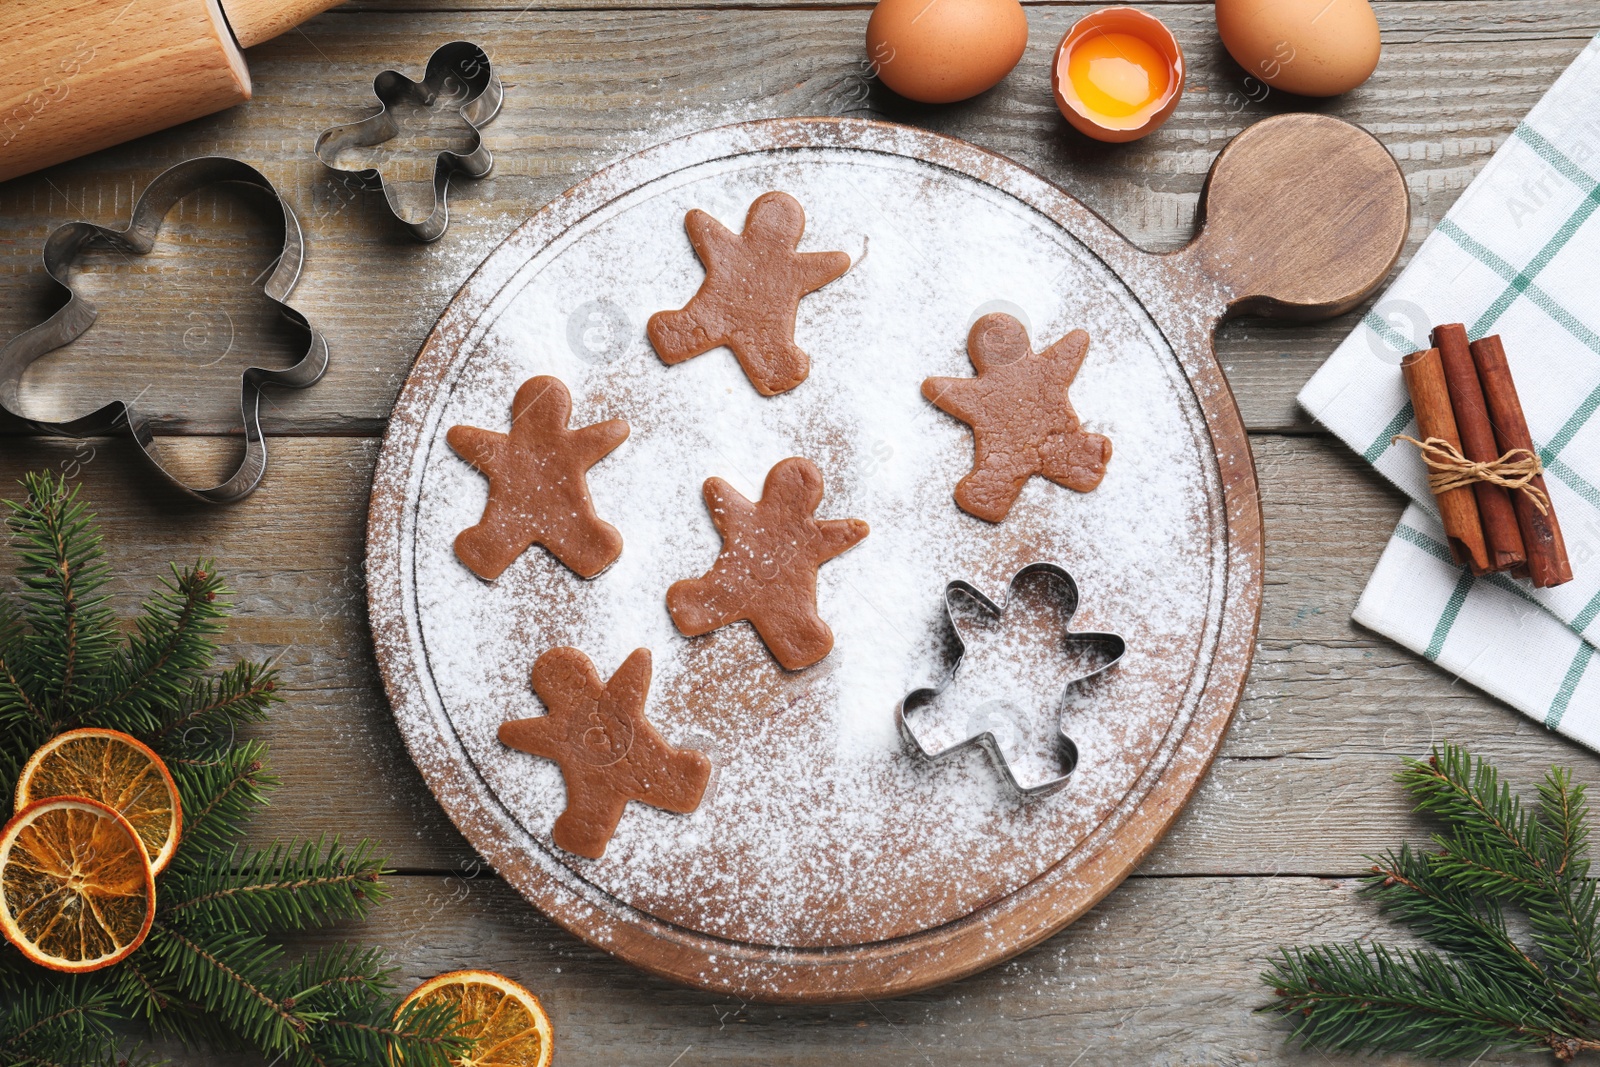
866;0;1029;105
1215;0;1381;97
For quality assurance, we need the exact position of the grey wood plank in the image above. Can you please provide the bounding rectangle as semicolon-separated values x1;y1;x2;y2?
331;0;1599;30
0;433;1592;882
1;2;1592;1060
181;871;1533;1066
1;6;1593;437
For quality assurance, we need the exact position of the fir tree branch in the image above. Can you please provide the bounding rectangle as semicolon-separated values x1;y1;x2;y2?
156;660;279;755
116;956;176;1019
0;596;48;734
168;741;276;859
1400;746;1546;882
1268;743;1600;1060
6;471;118;720
1424;846;1545;899
282;944;393;1010
11;1055;71;1067
3;1005;106;1055
4;1007;103;1055
144;923;307;1054
162;838;389;930
1532;767;1600;1005
1365;846;1553;990
303;988;471;1067
0;607;49;786
78;563;227;735
288;1046;335;1067
1541;767;1590;880
0;979;121;1067
0;472;463;1067
1263;942;1571;1058
1412;747;1600;1020
309;1010;468;1067
1531;872;1600;1018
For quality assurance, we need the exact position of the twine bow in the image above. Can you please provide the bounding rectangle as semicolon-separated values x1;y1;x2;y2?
1392;435;1551;515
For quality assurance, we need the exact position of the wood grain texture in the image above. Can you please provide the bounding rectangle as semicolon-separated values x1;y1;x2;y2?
0;433;1591;880
0;0;250;182
1182;113;1407;320
222;0;348;47
232;873;1551;1066
360;112;1381;999
0;4;1592;436
0;0;1596;1055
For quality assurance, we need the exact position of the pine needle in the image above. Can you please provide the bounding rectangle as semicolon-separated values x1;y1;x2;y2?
161;837;391;929
1263;742;1600;1061
0;472;476;1067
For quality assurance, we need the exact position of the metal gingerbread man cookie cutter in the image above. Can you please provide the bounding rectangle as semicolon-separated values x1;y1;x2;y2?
896;562;1126;797
315;41;503;242
0;156;329;504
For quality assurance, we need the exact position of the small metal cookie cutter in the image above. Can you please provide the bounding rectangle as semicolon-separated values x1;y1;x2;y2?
315;41;503;242
0;157;329;504
896;562;1126;797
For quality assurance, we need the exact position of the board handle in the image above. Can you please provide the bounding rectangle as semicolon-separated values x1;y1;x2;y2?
1176;113;1409;322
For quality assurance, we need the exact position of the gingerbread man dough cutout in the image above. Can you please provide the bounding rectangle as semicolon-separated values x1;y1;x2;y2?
922;314;1112;524
499;647;711;860
647;191;851;397
667;457;869;670
448;376;629;580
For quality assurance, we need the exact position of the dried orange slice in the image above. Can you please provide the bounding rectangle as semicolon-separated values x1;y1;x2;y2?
398;969;553;1067
16;728;182;875
0;796;156;972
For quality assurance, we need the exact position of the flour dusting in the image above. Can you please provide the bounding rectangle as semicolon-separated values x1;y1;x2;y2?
390;143;1222;950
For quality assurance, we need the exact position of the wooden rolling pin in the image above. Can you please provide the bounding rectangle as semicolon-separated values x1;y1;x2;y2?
0;0;343;182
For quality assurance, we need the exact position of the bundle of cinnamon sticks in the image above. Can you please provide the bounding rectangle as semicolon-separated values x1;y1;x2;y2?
1398;324;1572;588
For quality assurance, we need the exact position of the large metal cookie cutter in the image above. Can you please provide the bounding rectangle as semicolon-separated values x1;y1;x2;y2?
0;157;329;504
896;562;1126;796
315;41;503;243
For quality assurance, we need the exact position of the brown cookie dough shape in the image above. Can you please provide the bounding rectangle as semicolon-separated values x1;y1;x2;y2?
667;457;869;670
447;376;629;580
498;647;711;860
647;191;851;397
922;313;1112;523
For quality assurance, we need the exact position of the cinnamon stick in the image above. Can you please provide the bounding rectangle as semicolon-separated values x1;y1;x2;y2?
1400;347;1491;573
1433;323;1526;573
1469;333;1573;588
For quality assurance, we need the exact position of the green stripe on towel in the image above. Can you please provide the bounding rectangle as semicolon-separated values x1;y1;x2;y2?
1364;402;1415;463
1548;643;1595;730
1576;588;1600;634
1363;308;1418;354
1544;382;1600;457
1427;571;1478;660
1516;123;1600;192
1395;522;1456;564
1438;219;1600;357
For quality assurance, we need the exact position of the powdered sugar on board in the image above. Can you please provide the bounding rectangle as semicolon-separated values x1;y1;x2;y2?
393;145;1224;949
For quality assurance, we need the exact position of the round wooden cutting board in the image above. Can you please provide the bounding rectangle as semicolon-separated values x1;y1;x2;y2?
368;116;1407;1002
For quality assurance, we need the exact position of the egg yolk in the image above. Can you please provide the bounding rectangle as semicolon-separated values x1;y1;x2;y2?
1067;32;1170;119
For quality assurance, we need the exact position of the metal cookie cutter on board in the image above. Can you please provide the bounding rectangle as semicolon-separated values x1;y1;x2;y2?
896;562;1126;797
0;157;329;504
315;41;503;243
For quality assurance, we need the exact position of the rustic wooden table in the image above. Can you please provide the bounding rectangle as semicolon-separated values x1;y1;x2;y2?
2;2;1594;1063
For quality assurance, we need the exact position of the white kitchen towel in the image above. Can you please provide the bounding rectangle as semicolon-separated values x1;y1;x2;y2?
1299;34;1600;746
